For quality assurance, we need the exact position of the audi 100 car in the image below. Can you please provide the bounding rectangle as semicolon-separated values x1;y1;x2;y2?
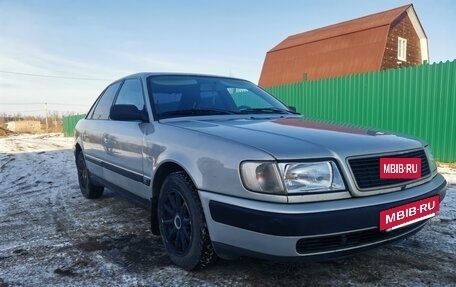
74;73;447;270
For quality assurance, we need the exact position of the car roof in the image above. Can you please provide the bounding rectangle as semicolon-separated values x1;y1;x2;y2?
117;72;248;82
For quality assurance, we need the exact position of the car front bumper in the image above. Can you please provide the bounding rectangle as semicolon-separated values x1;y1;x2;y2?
198;174;447;260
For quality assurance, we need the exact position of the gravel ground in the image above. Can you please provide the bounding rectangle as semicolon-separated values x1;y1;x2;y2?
0;134;455;287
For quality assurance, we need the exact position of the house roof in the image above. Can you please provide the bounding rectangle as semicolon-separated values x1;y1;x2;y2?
270;4;411;52
259;4;427;87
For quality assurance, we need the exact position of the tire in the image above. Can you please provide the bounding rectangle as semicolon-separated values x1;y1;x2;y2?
76;152;104;199
158;172;217;270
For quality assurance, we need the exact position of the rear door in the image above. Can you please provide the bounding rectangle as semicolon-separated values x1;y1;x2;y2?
82;81;121;178
100;78;150;199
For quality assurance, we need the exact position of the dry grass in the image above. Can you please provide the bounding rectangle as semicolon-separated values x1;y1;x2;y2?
437;161;456;169
0;127;15;137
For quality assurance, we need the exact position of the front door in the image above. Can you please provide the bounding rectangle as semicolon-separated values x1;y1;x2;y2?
100;78;150;199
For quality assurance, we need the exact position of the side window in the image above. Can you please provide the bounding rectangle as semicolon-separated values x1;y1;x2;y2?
114;79;145;111
86;98;99;119
398;37;407;61
91;82;121;120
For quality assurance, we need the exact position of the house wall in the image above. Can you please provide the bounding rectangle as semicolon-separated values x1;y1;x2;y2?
381;13;422;69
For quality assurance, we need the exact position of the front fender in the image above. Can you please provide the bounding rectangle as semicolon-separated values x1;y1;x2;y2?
144;124;287;203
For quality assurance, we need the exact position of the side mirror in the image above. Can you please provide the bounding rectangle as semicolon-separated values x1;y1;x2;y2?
110;104;148;122
287;106;297;112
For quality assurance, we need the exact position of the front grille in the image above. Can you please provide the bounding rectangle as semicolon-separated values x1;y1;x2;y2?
348;149;430;190
296;221;425;254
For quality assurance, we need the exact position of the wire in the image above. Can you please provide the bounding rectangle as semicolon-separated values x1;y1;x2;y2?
0;70;112;81
0;110;46;113
47;103;88;106
1;102;88;106
1;103;44;105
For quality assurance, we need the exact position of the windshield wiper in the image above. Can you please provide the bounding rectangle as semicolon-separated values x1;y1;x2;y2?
238;107;296;114
159;108;238;118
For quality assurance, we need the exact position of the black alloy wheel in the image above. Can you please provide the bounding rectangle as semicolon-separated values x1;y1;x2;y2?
159;186;192;255
76;152;103;199
158;172;217;270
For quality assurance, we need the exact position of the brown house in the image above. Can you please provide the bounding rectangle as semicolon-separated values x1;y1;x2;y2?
259;4;428;88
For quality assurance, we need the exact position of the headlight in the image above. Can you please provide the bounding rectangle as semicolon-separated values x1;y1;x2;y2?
240;162;285;194
278;161;345;193
424;146;437;172
240;160;346;194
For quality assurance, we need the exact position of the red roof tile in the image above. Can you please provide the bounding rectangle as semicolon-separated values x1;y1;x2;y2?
259;4;412;87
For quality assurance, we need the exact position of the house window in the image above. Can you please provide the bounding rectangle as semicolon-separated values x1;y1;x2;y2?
398;37;407;61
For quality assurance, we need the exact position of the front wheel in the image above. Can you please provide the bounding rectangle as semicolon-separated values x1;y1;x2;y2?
158;172;217;270
76;152;104;199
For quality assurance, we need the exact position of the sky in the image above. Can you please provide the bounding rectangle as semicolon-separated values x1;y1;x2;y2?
1;0;455;116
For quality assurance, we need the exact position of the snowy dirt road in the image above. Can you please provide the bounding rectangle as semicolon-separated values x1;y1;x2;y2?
0;134;455;287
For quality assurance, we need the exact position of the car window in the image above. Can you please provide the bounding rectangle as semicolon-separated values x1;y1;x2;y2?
86;97;99;119
152;92;183;114
114;79;146;111
148;76;291;119
229;88;272;108
91;82;121;120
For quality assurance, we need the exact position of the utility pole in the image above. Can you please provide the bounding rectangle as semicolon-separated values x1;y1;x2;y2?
45;102;48;132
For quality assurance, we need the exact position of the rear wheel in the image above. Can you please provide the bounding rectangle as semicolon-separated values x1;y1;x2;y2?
76;152;104;199
158;172;217;270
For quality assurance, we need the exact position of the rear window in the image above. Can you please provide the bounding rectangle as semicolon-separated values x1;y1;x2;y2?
91;82;121;120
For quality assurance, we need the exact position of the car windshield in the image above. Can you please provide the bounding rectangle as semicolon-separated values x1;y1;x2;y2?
148;75;296;119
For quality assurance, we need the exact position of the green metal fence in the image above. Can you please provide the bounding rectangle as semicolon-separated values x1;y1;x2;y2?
266;60;456;162
61;61;455;161
63;114;86;137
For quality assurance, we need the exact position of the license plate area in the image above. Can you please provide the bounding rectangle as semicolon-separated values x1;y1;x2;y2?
380;195;440;232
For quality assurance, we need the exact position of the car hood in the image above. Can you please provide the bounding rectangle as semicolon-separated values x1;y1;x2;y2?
163;116;424;160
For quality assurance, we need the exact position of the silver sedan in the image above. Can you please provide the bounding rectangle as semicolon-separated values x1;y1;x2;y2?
74;73;447;270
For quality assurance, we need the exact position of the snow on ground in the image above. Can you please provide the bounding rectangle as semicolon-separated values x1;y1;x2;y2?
438;164;456;185
0;134;455;286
